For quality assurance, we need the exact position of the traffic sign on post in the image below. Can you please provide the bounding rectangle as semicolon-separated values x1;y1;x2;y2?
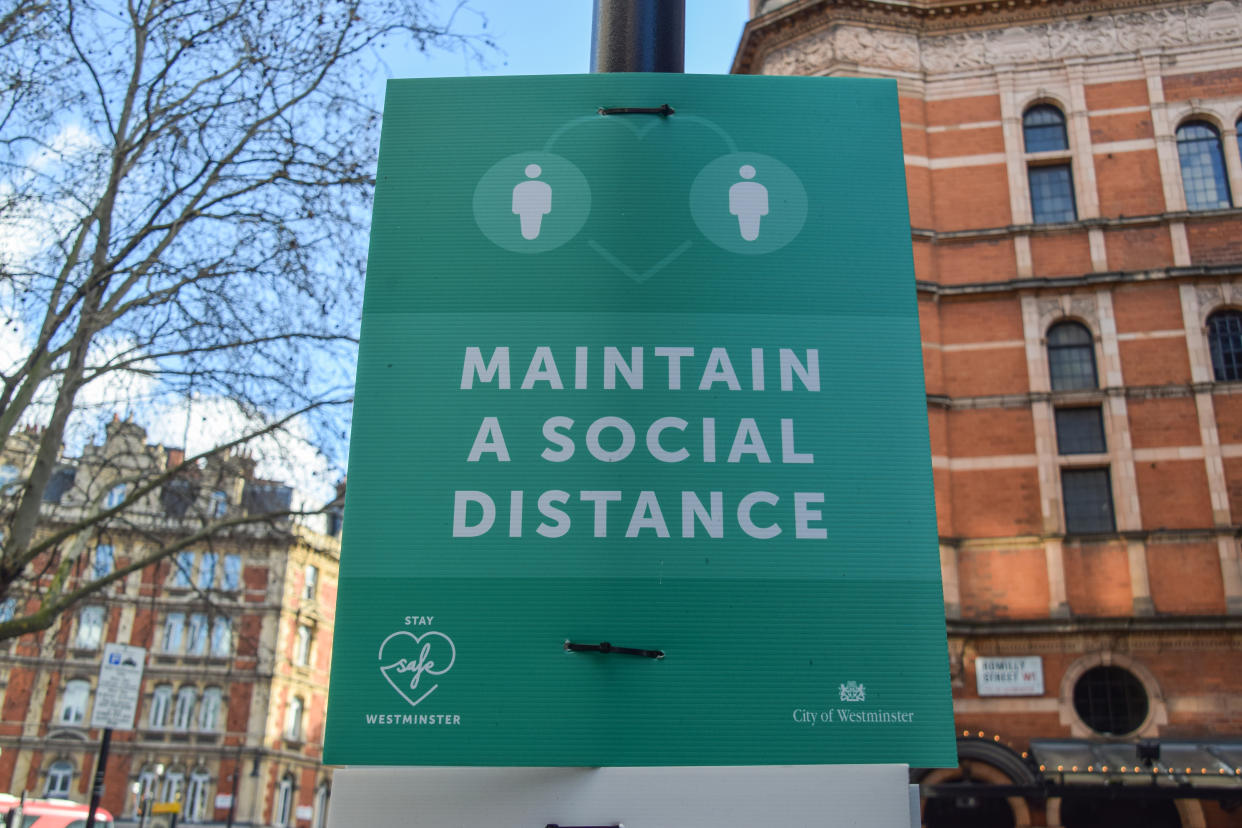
87;643;146;828
91;643;146;731
325;73;956;768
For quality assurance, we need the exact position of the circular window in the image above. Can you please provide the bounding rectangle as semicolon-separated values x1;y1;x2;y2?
1072;666;1148;735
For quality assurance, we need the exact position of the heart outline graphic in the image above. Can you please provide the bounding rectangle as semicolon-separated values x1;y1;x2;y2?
549;114;723;281
378;630;456;708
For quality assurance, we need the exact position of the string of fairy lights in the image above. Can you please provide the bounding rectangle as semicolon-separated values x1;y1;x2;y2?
959;730;1242;778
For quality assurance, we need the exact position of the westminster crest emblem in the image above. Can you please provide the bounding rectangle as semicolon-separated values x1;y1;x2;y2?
839;681;866;703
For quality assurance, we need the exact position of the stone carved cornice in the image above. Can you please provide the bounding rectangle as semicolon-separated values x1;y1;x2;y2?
735;0;1242;75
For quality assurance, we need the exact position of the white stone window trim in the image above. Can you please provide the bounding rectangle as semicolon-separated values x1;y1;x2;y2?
75;605;106;650
1043;316;1103;392
312;782;330;828
162;611;186;653
1168;102;1242;210
198;685;224;732
185;767;212;823
161;767;185;803
275;773;295;826
210;615;233;658
1012;92;1083;226
284;695;305;742
134;766;159;817
44;759;75;797
58;679;91;725
294;623;313;667
302;563;318;601
173;685;198;731
149;683;173;728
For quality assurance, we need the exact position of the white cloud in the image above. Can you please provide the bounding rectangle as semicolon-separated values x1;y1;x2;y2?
0;123;102;270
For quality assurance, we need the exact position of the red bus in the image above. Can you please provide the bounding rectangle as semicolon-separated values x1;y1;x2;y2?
0;795;114;827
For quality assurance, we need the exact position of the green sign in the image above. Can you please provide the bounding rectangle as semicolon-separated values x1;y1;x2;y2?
325;73;955;768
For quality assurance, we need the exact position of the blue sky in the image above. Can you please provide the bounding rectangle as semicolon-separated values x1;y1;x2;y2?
386;0;752;79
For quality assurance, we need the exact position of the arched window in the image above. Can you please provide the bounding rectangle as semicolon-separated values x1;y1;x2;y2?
150;683;173;728
198;686;223;731
173;685;197;730
185;767;212;823
211;616;232;657
284;695;304;741
295;624;313;666
59;679;90;725
1208;309;1242;381
104;483;127;508
1177;120;1232;210
1047;321;1097;390
162;611;185;652
135;765;159;817
196;552;217;590
161;766;185;803
92;544;114;579
1024;104;1069;152
274;773;295;826
45;760;74;797
302;564;319;600
75;605;105;649
223;554;242;591
187;612;209;656
171;551;194;588
1024;105;1077;223
312;783;331;828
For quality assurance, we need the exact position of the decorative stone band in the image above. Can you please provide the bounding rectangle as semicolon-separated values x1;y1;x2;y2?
758;0;1242;76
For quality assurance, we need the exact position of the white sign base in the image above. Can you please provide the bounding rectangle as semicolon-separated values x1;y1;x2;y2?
328;765;914;828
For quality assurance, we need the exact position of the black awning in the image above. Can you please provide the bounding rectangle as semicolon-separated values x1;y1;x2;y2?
920;738;1242;802
1030;739;1242;793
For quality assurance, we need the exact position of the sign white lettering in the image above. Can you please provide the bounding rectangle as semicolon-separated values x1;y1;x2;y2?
215;794;233;809
976;656;1043;697
296;805;314;820
91;643;146;730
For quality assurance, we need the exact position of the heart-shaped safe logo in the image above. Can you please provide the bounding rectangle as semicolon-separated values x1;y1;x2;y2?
377;630;456;708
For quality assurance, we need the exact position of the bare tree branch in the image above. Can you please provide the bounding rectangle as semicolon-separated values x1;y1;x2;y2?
0;0;493;640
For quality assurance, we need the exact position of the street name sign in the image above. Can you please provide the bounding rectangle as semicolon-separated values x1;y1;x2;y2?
90;643;145;730
976;656;1044;697
325;73;955;767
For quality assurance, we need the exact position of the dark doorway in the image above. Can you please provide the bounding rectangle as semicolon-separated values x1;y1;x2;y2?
1061;795;1181;828
923;784;1016;828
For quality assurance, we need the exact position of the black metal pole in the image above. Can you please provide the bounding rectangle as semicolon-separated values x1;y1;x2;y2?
84;727;112;828
590;0;685;73
225;764;237;828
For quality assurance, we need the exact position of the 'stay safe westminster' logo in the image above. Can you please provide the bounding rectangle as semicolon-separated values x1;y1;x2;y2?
378;630;456;708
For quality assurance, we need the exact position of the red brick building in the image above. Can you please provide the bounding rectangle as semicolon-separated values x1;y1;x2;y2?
735;1;1242;826
0;419;341;826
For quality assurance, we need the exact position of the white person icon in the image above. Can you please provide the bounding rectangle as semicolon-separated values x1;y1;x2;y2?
475;152;588;253
512;163;552;240
729;164;769;241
